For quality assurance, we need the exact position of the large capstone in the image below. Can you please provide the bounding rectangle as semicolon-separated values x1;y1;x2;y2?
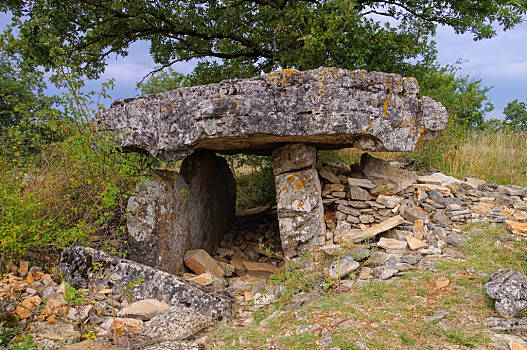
127;150;236;274
98;68;449;160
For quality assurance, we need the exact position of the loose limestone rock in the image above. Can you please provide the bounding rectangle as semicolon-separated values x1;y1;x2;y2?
328;256;360;279
184;249;225;278
360;153;417;195
485;268;527;318
98;68;449;160
118;299;170;321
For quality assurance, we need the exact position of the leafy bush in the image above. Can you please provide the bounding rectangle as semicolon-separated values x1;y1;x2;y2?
0;71;155;271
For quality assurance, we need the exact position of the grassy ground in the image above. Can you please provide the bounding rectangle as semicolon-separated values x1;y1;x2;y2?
208;222;527;349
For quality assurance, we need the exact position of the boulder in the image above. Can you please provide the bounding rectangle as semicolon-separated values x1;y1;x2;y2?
144;305;213;341
98;68;449;160
127;150;235;273
485;268;527;318
360;153;417;195
59;246;234;323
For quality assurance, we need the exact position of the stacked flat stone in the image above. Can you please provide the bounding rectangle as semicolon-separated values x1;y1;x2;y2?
317;153;527;281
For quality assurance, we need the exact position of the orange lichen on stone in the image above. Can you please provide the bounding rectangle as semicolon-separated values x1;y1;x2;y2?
286;176;295;183
268;69;300;84
414;126;426;148
295;182;304;189
298;202;304;208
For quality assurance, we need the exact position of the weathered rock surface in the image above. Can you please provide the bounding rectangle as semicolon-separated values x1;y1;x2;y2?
127;150;235;273
98;68;449;160
59;246;234;323
273;144;325;258
485;268;527;317
144;305;212;341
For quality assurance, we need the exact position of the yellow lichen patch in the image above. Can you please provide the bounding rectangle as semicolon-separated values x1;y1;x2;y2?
295;182;304;190
318;85;325;94
383;96;390;117
414;126;426;148
286;176;295;183
359;71;366;80
281;187;287;192
298;202;304;208
268;69;300;84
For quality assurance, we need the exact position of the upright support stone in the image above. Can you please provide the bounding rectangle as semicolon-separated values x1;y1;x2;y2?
127;150;236;274
272;144;325;258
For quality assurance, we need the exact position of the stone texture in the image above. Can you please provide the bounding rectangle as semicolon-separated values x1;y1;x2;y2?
505;220;527;236
376;194;403;209
127;150;235;273
274;147;324;258
485;268;527;318
16;295;41;319
405;235;428;250
349;185;370;200
348;178;375;189
328;256;360;279
118;299;170;321
184;249;225;278
360;153;417;195
377;237;408;250
271;143;316;175
98;68;449;160
59;246;234;323
144;305;212;341
345;215;405;243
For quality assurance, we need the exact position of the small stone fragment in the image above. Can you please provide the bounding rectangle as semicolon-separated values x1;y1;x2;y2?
319;168;341;184
405;235;428;251
345;215;404;243
377;237;407;250
16;295;41;319
435;277;450;289
118;299;170;321
18;260;29;276
505;220;527;236
412;219;427;240
376;194;404;209
184;249;225;277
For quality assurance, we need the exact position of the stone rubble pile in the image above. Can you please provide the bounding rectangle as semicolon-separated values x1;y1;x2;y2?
180;213;284;300
316;153;527;282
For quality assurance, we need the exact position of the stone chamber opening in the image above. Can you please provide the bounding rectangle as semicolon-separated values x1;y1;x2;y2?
125;149;284;285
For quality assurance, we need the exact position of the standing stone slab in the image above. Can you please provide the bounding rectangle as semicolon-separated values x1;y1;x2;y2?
273;144;324;258
127;150;235;274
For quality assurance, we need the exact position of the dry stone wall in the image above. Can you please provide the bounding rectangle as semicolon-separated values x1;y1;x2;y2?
316;153;527;281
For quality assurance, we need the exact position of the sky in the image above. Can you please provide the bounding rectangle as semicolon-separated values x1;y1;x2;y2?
1;12;526;119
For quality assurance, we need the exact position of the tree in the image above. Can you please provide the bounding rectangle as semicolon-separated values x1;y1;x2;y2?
0;52;56;129
504;99;527;130
415;63;493;128
2;0;525;83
